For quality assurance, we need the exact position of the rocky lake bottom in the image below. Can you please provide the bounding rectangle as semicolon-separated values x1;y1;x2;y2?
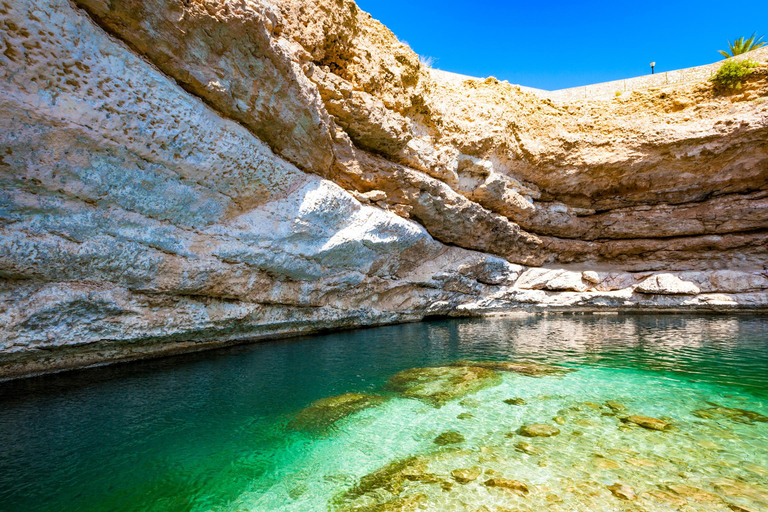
1;314;767;511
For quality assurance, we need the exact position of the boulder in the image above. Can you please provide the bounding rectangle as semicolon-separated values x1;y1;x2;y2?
288;392;388;431
620;415;672;431
483;478;530;495
386;366;501;407
635;274;700;295
517;424;561;437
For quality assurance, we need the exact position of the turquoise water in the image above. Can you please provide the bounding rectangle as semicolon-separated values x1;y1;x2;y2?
1;314;767;511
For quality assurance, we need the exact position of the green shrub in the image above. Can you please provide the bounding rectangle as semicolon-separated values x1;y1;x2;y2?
710;59;759;90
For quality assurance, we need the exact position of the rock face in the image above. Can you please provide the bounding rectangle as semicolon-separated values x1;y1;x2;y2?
0;0;767;378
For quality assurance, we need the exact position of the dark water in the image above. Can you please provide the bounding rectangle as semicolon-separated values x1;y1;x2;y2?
1;314;767;511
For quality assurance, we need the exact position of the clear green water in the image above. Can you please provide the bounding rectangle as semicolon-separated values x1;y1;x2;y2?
1;314;767;511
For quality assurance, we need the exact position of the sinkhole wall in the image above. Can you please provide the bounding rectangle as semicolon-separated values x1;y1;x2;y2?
0;0;767;379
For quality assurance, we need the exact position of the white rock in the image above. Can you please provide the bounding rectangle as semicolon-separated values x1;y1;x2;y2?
635;274;701;295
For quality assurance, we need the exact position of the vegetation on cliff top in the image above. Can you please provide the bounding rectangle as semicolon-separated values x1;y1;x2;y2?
711;59;759;90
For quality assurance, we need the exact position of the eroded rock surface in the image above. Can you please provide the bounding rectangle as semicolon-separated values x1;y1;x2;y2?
1;0;767;378
288;392;388;431
385;366;502;407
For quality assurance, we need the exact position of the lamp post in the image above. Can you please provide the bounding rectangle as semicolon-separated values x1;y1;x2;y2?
650;62;656;74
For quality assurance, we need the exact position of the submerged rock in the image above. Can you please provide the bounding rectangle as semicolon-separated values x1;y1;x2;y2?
452;360;575;377
607;482;636;500
605;400;627;412
352;493;427;512
457;412;474;420
666;484;725;505
504;397;527;406
342;456;431;499
693;406;768;424
434;431;465;446
484;478;530;495
517;424;561;437
639;489;688;506
553;415;567;425
288;392;388;431
386;366;501;406
451;467;482;484
728;504;760;512
620;415;672;431
334;455;445;511
514;442;544;455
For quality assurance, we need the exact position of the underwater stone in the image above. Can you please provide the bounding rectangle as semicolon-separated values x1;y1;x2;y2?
666;484;725;505
553;415;566;425
450;468;482;484
386;366;501;406
288;392;388;431
287;483;308;500
457;412;474;420
693;406;768;424
452;360;575;377
728;504;760;512
483;478;530;495
606;400;627;412
337;455;435;509
593;458;620;469
607;482;636;500
357;493;428;512
514;442;544;455
503;397;527;405
639;490;688;506
713;478;768;503
620;415;672;431
517;424;561;437
434;431;465;446
626;458;656;468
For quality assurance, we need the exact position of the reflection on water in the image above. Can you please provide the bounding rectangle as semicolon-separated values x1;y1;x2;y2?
0;314;766;511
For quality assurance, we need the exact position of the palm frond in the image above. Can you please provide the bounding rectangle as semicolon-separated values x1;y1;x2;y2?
720;33;766;57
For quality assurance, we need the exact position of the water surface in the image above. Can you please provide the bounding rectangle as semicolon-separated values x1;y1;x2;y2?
1;314;767;511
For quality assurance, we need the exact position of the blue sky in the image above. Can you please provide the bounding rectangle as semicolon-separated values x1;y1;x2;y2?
355;0;768;90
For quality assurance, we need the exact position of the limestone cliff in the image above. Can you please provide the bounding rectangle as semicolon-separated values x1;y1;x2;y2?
1;0;767;379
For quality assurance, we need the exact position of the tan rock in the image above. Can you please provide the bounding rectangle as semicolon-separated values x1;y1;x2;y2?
621;415;672;431
518;424;561;437
484;478;530;495
666;484;725;505
607;482;636;500
635;274;701;295
451;468;482;484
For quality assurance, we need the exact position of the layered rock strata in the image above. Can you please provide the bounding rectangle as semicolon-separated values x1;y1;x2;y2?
0;0;766;378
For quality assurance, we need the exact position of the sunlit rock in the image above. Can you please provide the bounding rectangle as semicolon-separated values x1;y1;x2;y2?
693;406;768;424
620;415;673;431
483;478;530;495
607;482;635;500
452;360;575;377
434;431;465;446
287;392;388;431
450;467;481;484
517;424;561;437
385;366;501;406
